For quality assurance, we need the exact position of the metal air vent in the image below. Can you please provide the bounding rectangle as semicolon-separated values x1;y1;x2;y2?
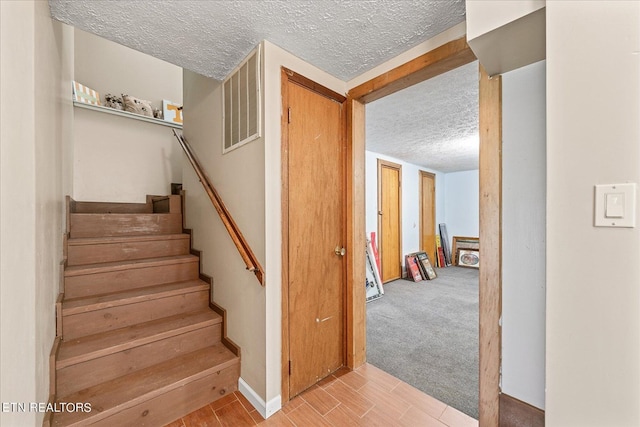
223;45;261;153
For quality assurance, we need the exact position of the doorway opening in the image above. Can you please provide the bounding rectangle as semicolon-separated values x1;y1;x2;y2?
364;59;481;418
345;37;502;426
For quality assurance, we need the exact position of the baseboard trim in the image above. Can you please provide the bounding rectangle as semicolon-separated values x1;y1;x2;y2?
238;377;281;420
499;393;545;427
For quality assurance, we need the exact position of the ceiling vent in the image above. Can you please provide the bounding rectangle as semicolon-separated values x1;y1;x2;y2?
223;45;261;153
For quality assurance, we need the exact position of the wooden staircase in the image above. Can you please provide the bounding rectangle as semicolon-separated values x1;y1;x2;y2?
46;195;240;426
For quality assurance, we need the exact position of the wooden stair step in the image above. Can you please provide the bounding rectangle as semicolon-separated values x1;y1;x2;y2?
72;201;153;214
57;310;221;369
67;233;191;266
52;344;239;427
61;280;211;340
69;212;182;238
56;320;221;397
63;255;200;299
68;233;189;245
65;254;198;277
62;280;209;316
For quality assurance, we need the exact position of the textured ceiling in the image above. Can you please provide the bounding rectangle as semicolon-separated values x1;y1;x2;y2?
48;0;476;172
49;0;465;81
366;61;479;173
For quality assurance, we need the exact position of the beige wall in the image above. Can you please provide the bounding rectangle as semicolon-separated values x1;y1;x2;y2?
546;2;640;425
0;1;74;425
182;41;347;415
182;66;267;399
465;0;544;41
73;29;182;203
74;29;182;108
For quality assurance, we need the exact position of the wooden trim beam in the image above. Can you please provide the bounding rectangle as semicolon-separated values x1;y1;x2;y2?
349;37;476;104
282;68;347;103
280;67;292;404
345;97;366;369
479;64;502;427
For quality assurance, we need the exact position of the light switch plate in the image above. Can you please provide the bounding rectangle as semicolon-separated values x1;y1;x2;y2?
594;183;636;227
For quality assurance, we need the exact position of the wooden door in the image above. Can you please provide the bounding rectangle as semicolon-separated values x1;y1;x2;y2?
420;171;437;266
378;160;402;283
284;75;346;398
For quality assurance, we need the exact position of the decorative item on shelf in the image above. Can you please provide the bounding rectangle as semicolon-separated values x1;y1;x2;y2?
163;99;183;124
103;93;124;111
153;108;163;119
72;81;100;105
122;94;154;118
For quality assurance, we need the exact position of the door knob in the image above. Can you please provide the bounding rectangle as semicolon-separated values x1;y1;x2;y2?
334;246;346;257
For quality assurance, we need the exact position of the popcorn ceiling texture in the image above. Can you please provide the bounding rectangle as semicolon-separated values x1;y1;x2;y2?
49;0;475;172
366;61;479;173
48;0;465;81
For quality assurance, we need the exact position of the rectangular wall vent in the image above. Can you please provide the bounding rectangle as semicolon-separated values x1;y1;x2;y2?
223;45;261;153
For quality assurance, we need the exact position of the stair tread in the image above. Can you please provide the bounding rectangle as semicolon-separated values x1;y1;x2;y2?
58;310;221;368
64;254;198;276
68;233;190;246
62;280;210;315
53;344;239;426
70;212;175;216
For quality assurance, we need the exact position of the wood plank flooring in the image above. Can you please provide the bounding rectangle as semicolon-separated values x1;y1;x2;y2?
165;363;478;427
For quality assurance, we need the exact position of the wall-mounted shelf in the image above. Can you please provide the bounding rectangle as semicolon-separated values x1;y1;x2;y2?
73;101;183;129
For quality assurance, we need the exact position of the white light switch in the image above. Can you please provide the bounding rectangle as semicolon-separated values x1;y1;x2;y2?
595;183;636;227
605;193;624;218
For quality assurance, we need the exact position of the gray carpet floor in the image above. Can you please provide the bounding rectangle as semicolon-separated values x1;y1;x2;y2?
366;266;479;419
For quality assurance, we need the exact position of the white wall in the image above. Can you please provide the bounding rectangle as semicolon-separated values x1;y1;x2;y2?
546;2;640;426
0;2;74;425
73;29;182;202
502;60;546;410
444;169;479;243
365;151;445;272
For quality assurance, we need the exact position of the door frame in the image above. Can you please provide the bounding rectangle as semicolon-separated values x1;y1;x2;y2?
344;37;502;426
419;170;437;265
281;67;348;403
377;159;402;282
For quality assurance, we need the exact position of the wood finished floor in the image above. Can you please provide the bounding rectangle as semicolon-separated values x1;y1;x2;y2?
164;363;478;427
